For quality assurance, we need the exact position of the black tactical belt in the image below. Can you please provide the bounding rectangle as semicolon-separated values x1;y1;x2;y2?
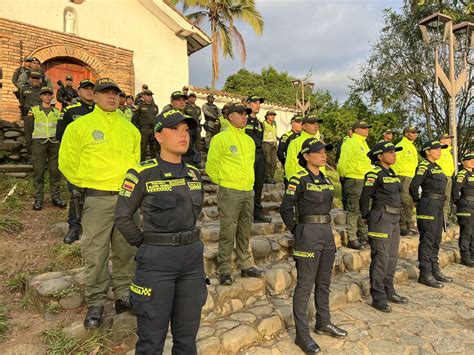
372;205;402;215
85;188;118;196
463;196;474;202
298;214;331;224
143;228;201;246
421;192;446;201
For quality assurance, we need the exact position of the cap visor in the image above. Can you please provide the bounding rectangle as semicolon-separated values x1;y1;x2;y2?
183;117;197;130
440;144;448;149
395;146;403;152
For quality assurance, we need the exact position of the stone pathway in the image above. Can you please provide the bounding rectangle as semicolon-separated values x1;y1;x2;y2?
243;263;474;355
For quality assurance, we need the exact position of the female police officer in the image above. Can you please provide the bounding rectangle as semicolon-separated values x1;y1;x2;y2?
452;152;474;267
280;138;347;354
409;140;452;288
115;109;207;354
360;141;408;313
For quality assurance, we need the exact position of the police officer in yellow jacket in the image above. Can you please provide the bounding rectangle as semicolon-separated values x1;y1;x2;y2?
452;152;474;267
360;141;408;313
262;110;278;184
206;103;264;285
285;114;323;181
30;87;66;211
392;126;420;235
115;109;207;354
280;139;347;354
118;91;133;121
59;78;140;329
277;114;303;169
337;120;372;249
409;140;452;288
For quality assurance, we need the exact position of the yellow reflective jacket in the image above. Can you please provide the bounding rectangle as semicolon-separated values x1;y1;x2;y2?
391;137;419;178
206;124;256;191
337;132;371;179
285;130;323;180
59;105;141;190
118;106;133;122
30;105;60;140
437;145;454;177
263;120;277;144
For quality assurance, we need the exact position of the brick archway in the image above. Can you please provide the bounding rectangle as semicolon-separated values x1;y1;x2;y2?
29;44;109;77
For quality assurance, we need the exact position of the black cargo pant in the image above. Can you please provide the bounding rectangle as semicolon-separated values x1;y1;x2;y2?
456;201;474;259
293;223;335;338
132;240;207;355
416;197;444;276
66;181;83;232
367;210;401;302
253;150;265;218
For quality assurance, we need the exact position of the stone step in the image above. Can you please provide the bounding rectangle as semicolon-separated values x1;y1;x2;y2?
0;164;33;173
37;235;461;354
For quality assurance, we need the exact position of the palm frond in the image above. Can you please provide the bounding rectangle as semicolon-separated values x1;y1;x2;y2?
230;25;246;64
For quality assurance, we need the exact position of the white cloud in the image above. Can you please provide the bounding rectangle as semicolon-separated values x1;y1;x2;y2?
189;0;403;101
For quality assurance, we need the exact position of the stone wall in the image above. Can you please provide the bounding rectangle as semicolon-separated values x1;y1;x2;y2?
0;119;26;162
0;18;134;122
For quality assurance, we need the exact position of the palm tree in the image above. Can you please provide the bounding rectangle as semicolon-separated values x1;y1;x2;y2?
171;0;264;89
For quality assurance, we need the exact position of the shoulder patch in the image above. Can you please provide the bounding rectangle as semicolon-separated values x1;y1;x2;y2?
135;159;158;172
296;170;308;177
186;163;199;172
420;160;429;166
64;102;81;112
416;165;427;175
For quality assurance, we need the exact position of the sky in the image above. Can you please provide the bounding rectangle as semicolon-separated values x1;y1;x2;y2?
188;0;404;102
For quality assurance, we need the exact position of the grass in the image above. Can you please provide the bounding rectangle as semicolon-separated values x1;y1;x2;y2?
0;215;24;233
4;272;29;293
0;306;8;342
42;327;111;354
44;243;83;272
51;285;80;299
46;302;63;315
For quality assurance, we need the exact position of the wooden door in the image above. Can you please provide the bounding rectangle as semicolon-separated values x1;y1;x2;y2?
44;58;96;110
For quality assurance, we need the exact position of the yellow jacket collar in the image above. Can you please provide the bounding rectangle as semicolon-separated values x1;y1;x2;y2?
353;132;367;141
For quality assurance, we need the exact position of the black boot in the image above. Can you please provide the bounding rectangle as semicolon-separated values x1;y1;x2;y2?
115;297;131;314
52;198;67;208
295;334;321;354
33;200;43;211
63;228;80;244
432;271;453;283
84;305;104;329
418;274;443;288
315;323;348;338
461;253;474;267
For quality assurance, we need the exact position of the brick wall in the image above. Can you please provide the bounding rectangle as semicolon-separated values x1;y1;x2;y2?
0;18;134;122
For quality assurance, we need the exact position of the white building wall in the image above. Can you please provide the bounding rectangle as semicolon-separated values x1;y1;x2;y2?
0;0;189;107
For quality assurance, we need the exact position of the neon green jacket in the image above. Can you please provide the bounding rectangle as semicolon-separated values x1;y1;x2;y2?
59;105;141;190
392;137;419;178
285;130;323;180
206;124;255;191
263;120;277;144
337;132;371;179
437;145;454;177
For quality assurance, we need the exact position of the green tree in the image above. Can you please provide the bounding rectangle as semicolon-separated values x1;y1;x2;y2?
171;0;263;89
351;1;473;154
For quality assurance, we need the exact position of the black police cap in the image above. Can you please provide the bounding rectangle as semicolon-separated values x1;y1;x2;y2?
421;140;448;152
154;109;197;132
461;152;474;161
246;95;265;103
227;103;251;115
94;78;121;93
171;91;188;100
368;141;402;161
302;114;323;124
298;138;333;158
78;79;95;89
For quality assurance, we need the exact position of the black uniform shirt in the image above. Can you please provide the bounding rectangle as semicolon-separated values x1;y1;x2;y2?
132;103;159;128
360;163;401;219
277;130;300;165
114;157;204;246
452;168;474;204
56;100;94;140
409;159;447;202
280;169;334;232
245;115;264;150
